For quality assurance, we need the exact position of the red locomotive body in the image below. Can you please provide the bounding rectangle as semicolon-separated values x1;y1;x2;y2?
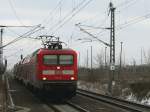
14;48;78;98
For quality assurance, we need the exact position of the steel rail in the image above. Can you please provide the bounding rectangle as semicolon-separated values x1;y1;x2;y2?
31;88;89;112
0;75;7;112
66;101;90;112
77;89;150;112
48;102;89;112
40;94;89;112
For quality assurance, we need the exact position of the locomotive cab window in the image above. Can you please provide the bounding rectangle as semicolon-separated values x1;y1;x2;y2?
43;54;73;65
59;55;73;65
43;55;57;65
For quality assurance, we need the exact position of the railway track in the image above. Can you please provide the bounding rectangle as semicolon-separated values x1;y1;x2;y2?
8;77;150;112
47;101;89;112
0;75;7;112
40;93;90;112
8;78;90;112
38;95;89;112
77;89;150;112
35;90;89;112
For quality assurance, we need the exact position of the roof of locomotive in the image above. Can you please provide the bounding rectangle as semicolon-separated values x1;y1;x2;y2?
16;48;77;65
32;48;77;56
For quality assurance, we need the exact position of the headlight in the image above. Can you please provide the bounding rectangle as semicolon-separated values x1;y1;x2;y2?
62;70;74;75
42;70;55;75
70;77;75;80
42;77;47;80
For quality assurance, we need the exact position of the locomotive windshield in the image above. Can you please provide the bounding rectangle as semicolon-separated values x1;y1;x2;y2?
43;55;57;65
43;55;73;65
59;55;73;65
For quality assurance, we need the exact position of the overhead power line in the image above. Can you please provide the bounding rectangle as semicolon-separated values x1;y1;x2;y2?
1;25;44;48
51;0;94;34
117;12;150;30
96;12;150;36
75;23;110;47
6;28;41;40
0;25;37;28
1;24;41;40
77;24;110;29
81;11;150;38
8;0;24;25
41;0;63;26
47;0;87;31
47;0;92;33
116;0;138;8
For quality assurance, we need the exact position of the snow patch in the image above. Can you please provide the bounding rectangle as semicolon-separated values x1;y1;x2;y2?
77;80;106;94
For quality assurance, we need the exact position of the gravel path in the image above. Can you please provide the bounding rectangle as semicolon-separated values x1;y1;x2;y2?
8;78;53;112
0;76;7;112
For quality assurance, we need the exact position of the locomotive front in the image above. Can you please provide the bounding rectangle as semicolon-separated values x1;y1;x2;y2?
14;36;78;98
37;49;77;95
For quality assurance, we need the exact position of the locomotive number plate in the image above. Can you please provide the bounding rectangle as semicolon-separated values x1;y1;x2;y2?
55;70;62;74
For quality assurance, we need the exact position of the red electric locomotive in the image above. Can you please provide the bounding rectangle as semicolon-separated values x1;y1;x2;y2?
14;36;78;98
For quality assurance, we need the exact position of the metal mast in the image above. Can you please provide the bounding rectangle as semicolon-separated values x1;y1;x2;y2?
119;42;123;73
0;28;3;66
75;2;116;95
108;2;116;94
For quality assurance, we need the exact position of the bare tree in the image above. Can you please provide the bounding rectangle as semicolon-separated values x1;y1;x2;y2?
147;49;150;65
95;49;105;69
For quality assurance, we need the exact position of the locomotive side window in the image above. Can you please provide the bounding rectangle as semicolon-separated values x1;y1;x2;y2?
43;55;57;65
59;55;73;65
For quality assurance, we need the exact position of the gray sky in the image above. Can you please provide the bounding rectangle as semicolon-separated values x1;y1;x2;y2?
0;0;150;68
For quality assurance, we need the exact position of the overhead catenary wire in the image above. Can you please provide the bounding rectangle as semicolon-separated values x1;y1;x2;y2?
59;1;62;23
76;23;110;47
6;28;41;41
1;25;44;48
4;37;41;59
78;0;139;34
47;0;90;33
53;0;94;32
41;0;63;26
117;13;150;29
116;0;138;8
3;29;42;48
79;10;150;39
7;0;24;26
73;2;111;38
4;1;149;59
48;0;87;31
51;0;94;34
77;24;110;29
96;12;150;37
0;25;42;51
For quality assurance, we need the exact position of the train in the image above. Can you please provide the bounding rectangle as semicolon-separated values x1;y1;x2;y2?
13;38;78;99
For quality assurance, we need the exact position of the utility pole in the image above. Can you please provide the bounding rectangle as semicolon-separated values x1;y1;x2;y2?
0;28;3;66
119;42;123;72
91;46;92;69
75;2;116;95
141;47;143;65
108;2;116;94
87;49;89;68
91;46;93;74
118;42;123;80
105;47;107;69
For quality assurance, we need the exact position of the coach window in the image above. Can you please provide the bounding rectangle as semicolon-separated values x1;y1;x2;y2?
59;55;73;65
43;55;57;65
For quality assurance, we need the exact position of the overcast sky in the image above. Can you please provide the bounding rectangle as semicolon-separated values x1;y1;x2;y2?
0;0;150;68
